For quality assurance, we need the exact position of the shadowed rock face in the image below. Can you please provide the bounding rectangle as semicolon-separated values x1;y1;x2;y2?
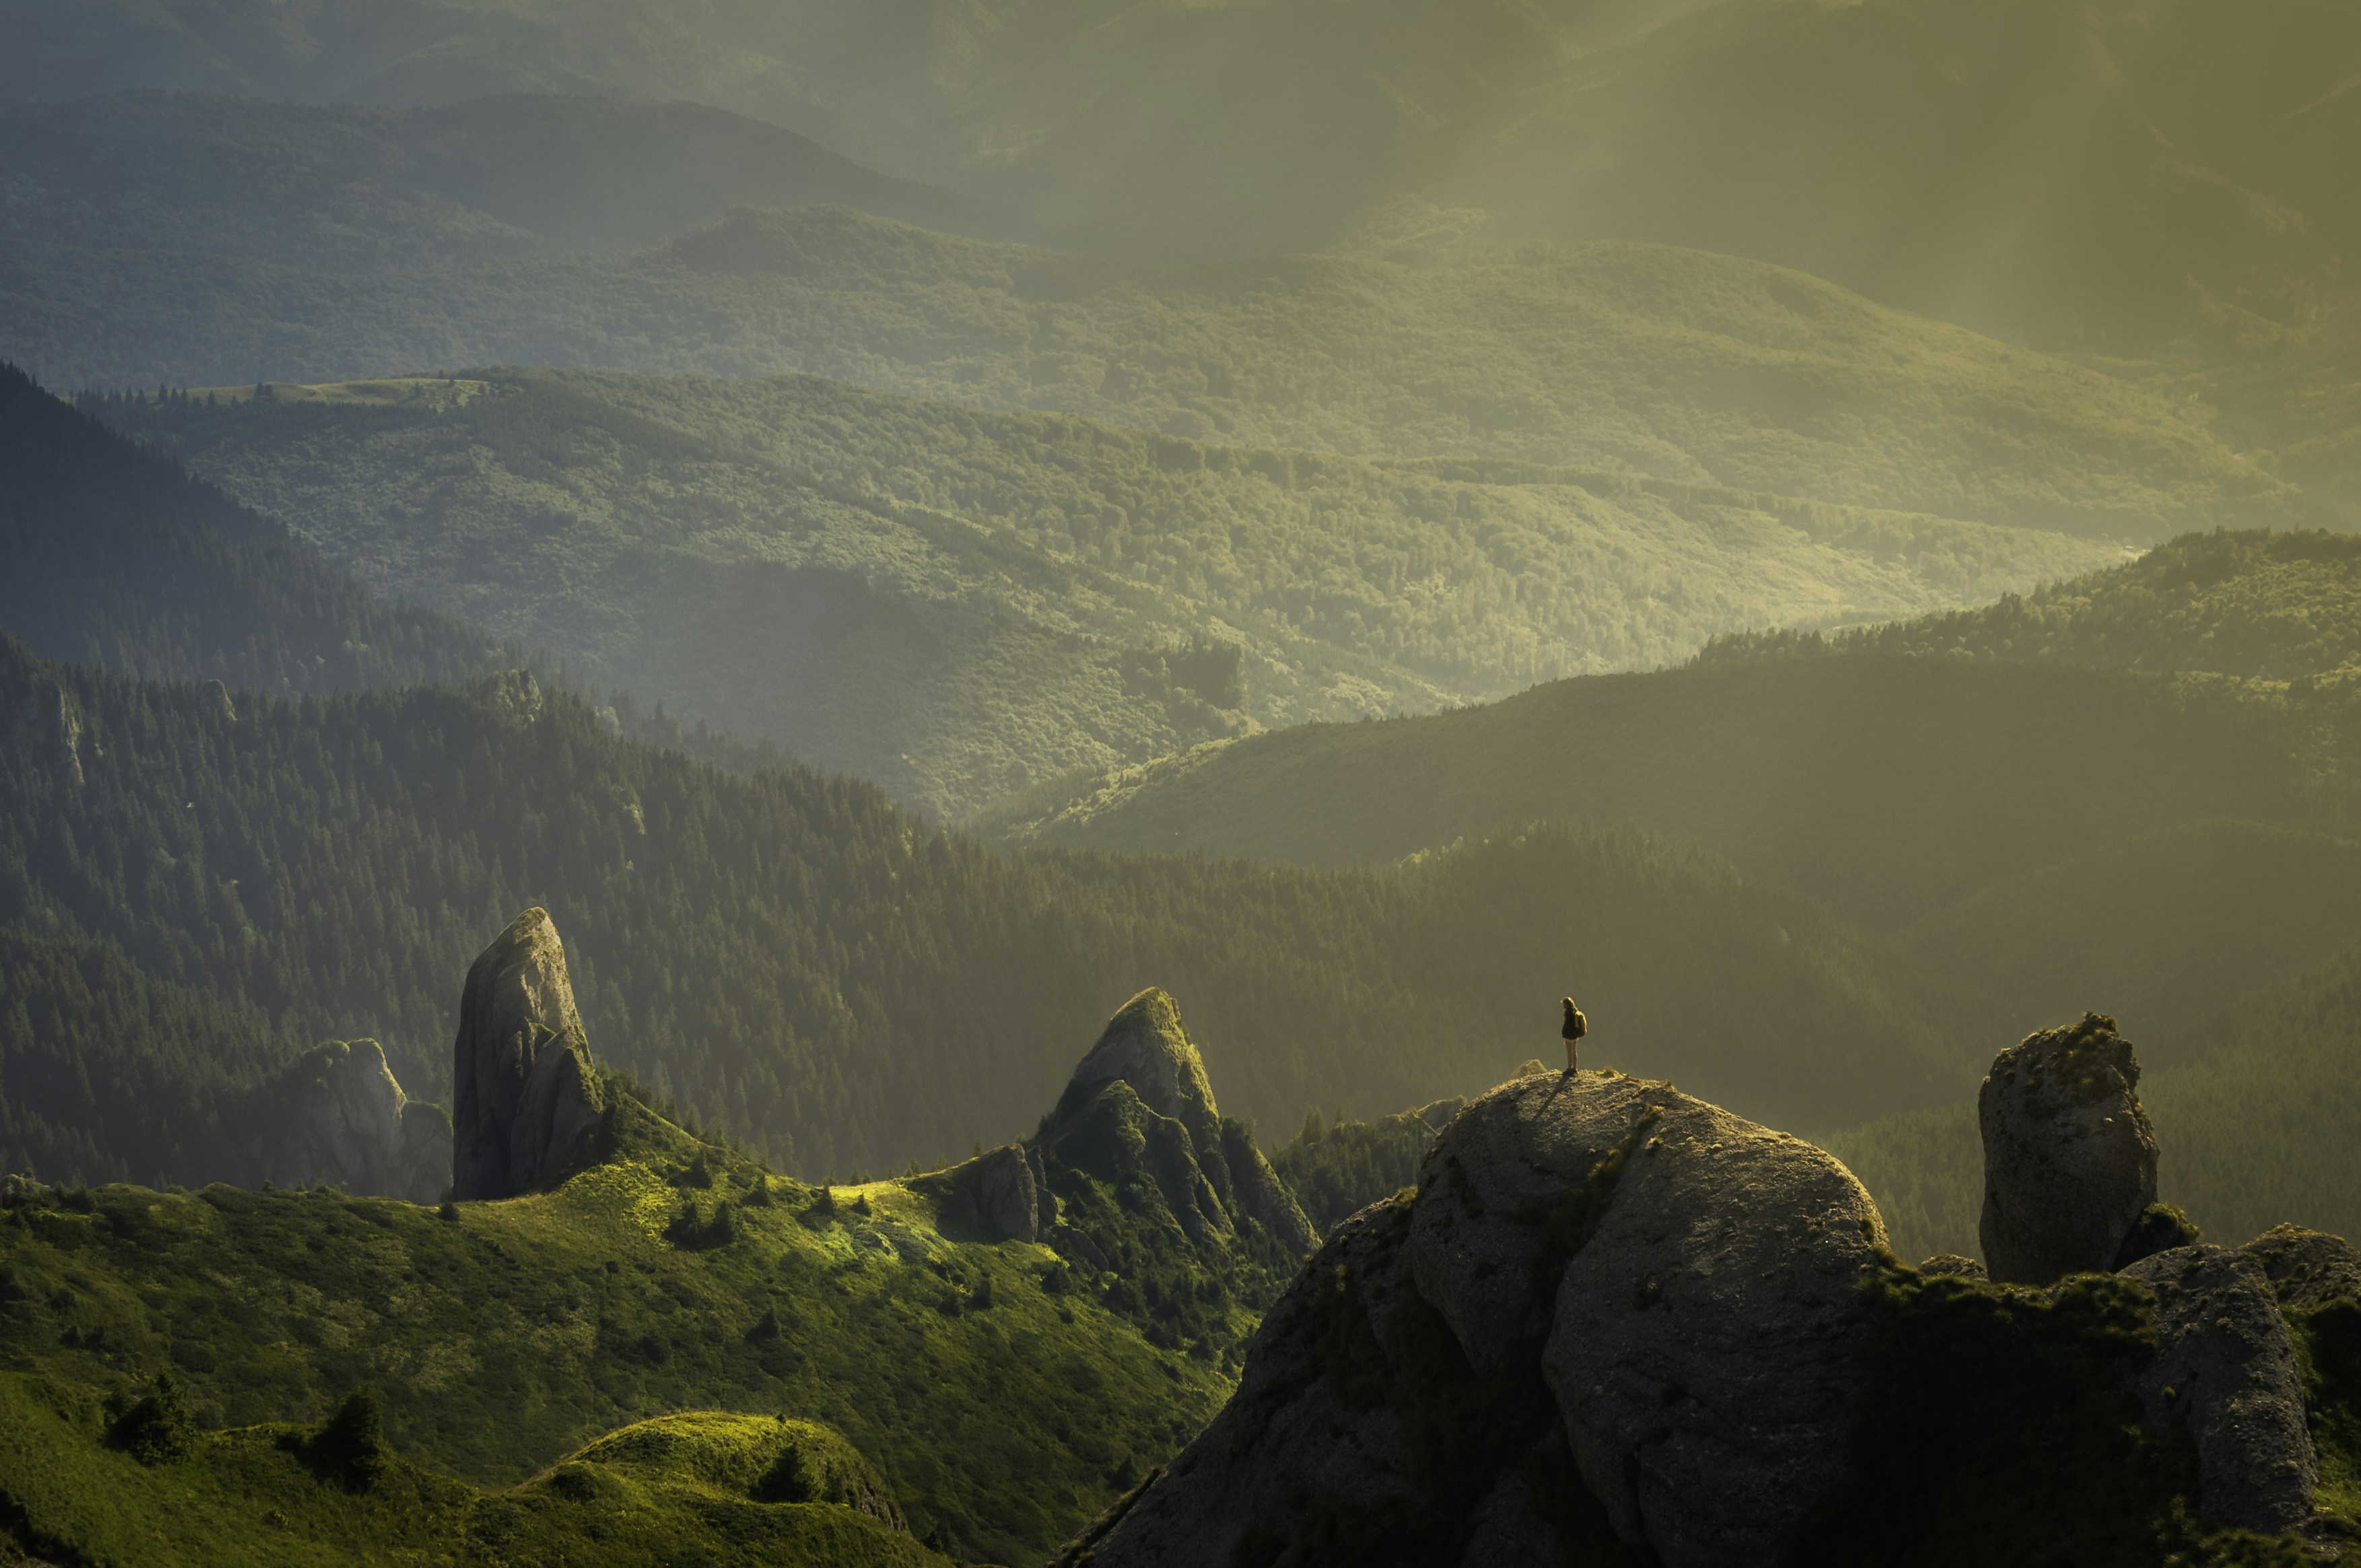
248;1038;451;1203
1053;1197;1430;1568
451;907;604;1201
1979;1013;2158;1285
2120;1245;2318;1534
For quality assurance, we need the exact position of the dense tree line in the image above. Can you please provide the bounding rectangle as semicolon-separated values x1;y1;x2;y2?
0;636;1970;1186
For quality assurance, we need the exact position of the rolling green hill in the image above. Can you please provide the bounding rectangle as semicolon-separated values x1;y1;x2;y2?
1705;530;2361;681
0;990;1296;1565
0;1386;951;1568
86;368;2125;817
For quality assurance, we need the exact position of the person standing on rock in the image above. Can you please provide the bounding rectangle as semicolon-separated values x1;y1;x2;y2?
1562;997;1587;1073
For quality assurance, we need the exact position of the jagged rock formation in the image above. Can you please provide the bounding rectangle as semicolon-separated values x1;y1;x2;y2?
1075;1071;1888;1568
198;678;237;724
1036;989;1314;1257
247;1039;451;1203
2119;1244;2319;1535
452;908;605;1201
1978;1013;2162;1285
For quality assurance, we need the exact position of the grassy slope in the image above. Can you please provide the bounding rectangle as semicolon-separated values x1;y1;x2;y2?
0;1386;948;1568
88;370;2119;817
0;1099;1226;1565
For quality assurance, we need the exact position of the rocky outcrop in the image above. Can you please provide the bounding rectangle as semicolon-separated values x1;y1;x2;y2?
1037;989;1313;1256
2;658;86;786
1077;1072;1889;1568
199;679;237;724
2120;1245;2319;1534
451;908;605;1201
2241;1224;2361;1310
248;1039;451;1203
941;1143;1042;1243
1067;1011;2361;1567
1978;1013;2158;1285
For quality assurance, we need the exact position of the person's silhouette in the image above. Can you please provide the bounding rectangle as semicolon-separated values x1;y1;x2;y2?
1561;997;1587;1074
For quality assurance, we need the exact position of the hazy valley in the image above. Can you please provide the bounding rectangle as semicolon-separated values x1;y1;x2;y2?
6;0;2361;1561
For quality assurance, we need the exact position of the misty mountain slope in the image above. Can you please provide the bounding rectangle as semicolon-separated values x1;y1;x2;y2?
7;0;2352;362
0;631;1986;1189
0;92;993;264
1436;0;2361;356
8;172;2294;541
86;370;2119;817
0;0;1727;225
0;363;512;695
1706;529;2361;680
1894;820;2361;1075
974;652;2311;926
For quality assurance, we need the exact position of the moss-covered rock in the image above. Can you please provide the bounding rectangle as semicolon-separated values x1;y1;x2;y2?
1978;1013;2159;1285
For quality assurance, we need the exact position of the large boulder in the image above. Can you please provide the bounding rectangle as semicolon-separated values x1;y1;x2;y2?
1405;1070;1658;1378
1978;1013;2158;1285
250;1039;451;1203
2119;1245;2318;1534
1539;1085;1890;1567
1068;1073;1889;1568
451;908;605;1200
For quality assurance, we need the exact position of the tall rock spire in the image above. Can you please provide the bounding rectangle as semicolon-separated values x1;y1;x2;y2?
451;908;605;1200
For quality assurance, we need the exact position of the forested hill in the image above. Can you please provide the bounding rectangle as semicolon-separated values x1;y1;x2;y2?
0;363;510;694
1700;530;2361;683
0;634;1983;1188
85;368;2121;818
